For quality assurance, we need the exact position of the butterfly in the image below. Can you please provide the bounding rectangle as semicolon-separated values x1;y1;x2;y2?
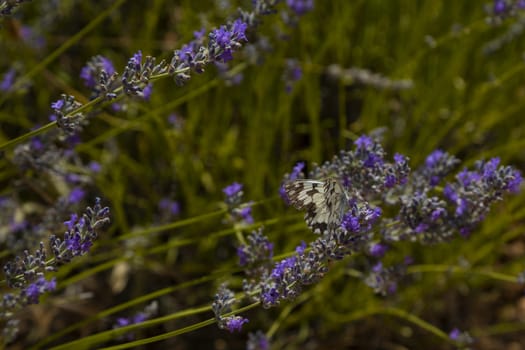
284;178;350;235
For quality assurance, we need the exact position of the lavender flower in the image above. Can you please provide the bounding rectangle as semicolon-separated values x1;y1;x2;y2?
68;187;86;204
369;243;388;258
364;260;409;296
421;149;460;187
286;0;314;16
223;182;254;225
247;330;270;350
1;199;110;342
224;182;243;200
0;68;16;91
158;198;180;216
282;59;302;93
212;284;249;332
23;276;56;304
449;327;474;346
49;198;110;263
51;94;85;134
80;55;116;88
256;241;328;308
122;51;167;97
113;301;158;340
224;316;249;332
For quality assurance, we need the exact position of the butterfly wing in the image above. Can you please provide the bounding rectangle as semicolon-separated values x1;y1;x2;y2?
285;179;348;235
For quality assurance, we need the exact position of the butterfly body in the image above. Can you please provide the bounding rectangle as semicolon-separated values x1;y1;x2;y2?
284;178;349;235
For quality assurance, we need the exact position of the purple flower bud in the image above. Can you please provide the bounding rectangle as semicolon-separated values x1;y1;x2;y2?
225;316;249;332
369;243;388;258
223;182;243;197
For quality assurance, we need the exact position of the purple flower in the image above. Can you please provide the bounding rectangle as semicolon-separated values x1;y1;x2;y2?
209;19;248;62
283;59;303;93
425;149;444;168
51;99;65;110
430;207;446;220
223;182;243;197
295;241;307;254
341;212;360;232
130;51;143;69
286;0;314;15
384;174;396;188
159;198;180;216
414;222;429;233
261;287;280;306
194;28;206;40
116;317;130;327
24;277;56;304
237;246;249;266
247;331;270;350
113;302;158;341
236;229;274;268
225;316;249;332
449;328;460;340
239;206;254;224
443;184;457;201
354;135;373;149
493;0;507;14
231;19;248;41
290;162;305;180
49;198;111;264
89;161;102;173
506;169;522;193
64;213;79;230
369;243;388;258
30;137;44;151
457;169;481;187
143;83;153;100
394;153;407;166
80;55;116;88
0;68;16;91
68;187;86;204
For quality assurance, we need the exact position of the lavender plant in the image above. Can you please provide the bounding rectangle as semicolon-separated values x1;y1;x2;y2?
1;198;110;342
211;135;521;348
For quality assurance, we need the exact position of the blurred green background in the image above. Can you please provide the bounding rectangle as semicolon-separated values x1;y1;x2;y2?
1;0;524;349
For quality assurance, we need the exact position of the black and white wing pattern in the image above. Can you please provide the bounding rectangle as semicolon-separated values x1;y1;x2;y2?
284;178;349;235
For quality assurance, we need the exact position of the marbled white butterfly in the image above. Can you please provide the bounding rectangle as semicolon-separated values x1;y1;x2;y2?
284;178;349;235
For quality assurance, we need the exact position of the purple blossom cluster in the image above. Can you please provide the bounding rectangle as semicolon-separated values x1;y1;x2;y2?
217;135;521;331
49;198;110;263
212;284;249;333
237;228;274;274
385;153;522;243
1;198;110;333
364;259;412;296
50;94;85;134
488;0;525;21
308;135;410;199
223;182;254;225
